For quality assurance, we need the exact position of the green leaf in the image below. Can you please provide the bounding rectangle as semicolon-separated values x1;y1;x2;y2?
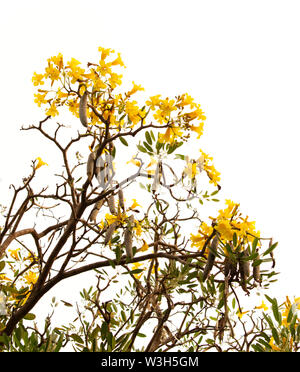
232;232;237;247
271;300;281;325
145;131;152;145
0;261;5;272
53;333;64;352
252;237;259;253
271;327;280;345
143;141;153;153
287;304;296;324
119;136;128;146
24;313;36;320
263;242;278;257
137;144;147;153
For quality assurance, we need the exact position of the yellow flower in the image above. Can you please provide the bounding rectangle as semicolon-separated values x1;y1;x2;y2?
111;53;125;67
32;72;45;86
49;53;63;69
127;157;141;167
24;271;38;286
125;100;142;125
237;308;249;319
183;161;198;180
199;149;221;186
134;220;142;236
177;93;196;108
131;262;144;279
105;212;127;226
158;126;183;144
269;337;281;351
45;101;59;117
109;73;122;89
35;157;48;170
140;240;149;252
130;199;141;210
8;248;20;261
127;81;144;96
190;123;204;139
255;301;268;311
34;93;48;107
45;63;60;82
98;47;114;60
0;273;11;282
215;220;234;241
67;58;85;83
146;95;161;110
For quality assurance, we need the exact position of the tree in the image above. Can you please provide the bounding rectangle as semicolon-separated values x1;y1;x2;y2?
0;47;296;352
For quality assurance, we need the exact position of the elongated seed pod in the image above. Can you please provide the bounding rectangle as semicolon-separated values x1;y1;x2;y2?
239;249;250;282
90;199;104;222
224;257;231;277
124;215;134;258
202;234;219;282
104;221;118;245
107;194;117;215
152;161;162;192
86;152;96;181
79;91;88;127
253;252;261;283
118;187;125;212
96;155;106;188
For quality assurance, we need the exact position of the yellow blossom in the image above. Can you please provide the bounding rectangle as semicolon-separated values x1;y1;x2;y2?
127;157;141;167
127;81;144;96
140;240;149;252
190;123;204;139
237;308;249;319
35;157;48;170
130;199;141;210
269;337;281;351
134;220;142;236
255;301;268;311
45;101;59;117
45;63;60;82
109;73;122;89
111;53;125;67
32;72;45;86
24;271;38;286
34;93;48;107
67;58;85;83
131;262;144;279
215;220;234;241
105;212;127;226
125;100;142;125
146;95;161;110
158;126;183;144
8;248;20;261
98;47;114;60
49;53;63;69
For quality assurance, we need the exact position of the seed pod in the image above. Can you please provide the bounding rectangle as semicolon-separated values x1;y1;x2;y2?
253;252;261;283
86;152;96;181
214;313;226;342
96;155;106;188
202;233;219;282
152;161;162;192
124;215;134;259
118;187;125;212
107;194;117;215
79;91;88;127
104;221;118;245
90;199;104;222
224;257;231;277
239;249;250;282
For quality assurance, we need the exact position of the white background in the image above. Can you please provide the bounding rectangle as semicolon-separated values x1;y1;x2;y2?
0;0;300;323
